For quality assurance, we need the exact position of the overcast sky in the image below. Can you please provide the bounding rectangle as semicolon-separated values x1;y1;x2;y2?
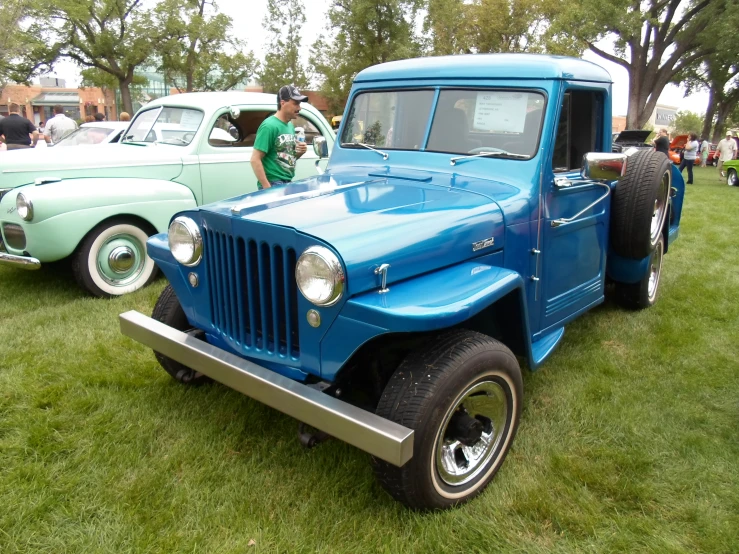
47;0;708;117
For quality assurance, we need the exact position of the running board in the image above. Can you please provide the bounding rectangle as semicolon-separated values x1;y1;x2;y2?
119;311;414;466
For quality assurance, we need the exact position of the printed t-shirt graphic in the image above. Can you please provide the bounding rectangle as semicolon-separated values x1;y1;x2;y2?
254;115;298;186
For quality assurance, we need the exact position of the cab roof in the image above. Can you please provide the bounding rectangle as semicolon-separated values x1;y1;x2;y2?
355;54;612;84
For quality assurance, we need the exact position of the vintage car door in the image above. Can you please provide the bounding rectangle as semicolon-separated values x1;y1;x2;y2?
538;88;609;334
199;110;331;204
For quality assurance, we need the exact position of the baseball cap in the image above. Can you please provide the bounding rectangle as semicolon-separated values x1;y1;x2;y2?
279;85;309;103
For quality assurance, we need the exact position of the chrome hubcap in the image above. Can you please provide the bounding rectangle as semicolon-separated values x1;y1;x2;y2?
650;171;670;243
108;246;135;273
728;171;737;187
647;239;664;301
436;380;508;486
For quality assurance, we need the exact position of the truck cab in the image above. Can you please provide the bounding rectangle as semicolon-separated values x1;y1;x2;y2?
121;54;684;510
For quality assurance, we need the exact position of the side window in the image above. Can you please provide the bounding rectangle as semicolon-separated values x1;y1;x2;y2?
552;90;603;172
209;113;240;147
293;115;323;145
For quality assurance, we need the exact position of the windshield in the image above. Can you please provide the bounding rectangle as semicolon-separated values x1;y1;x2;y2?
123;107;204;145
53;125;122;146
341;89;545;158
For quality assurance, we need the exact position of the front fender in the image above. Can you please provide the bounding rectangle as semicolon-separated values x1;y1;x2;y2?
319;261;533;380
1;179;196;261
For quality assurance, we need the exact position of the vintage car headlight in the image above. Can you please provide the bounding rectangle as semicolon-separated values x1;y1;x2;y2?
296;246;344;306
16;193;33;221
168;216;202;266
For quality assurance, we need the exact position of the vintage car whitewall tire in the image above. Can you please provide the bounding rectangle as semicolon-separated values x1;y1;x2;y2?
372;329;522;510
615;235;664;310
610;150;671;260
727;169;738;187
151;284;210;384
72;219;158;297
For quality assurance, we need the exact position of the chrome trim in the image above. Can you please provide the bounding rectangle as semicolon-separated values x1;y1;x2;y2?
580;152;627;181
16;193;33;221
554;177;572;188
374;263;390;294
472;237;495;251
296;246;345;306
34;177;62;185
168;216;203;267
314;159;325;175
119;310;414;466
0;252;41;270
551;182;611;228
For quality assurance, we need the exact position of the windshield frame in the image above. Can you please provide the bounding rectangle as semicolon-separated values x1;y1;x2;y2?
339;86;548;160
122;105;205;146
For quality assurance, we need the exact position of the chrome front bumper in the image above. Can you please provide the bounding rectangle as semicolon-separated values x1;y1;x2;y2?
0;251;41;270
119;311;414;466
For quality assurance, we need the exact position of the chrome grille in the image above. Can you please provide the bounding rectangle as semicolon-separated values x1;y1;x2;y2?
2;223;26;250
203;229;300;359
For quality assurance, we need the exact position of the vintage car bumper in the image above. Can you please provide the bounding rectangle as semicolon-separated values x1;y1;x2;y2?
0;250;41;270
119;310;414;467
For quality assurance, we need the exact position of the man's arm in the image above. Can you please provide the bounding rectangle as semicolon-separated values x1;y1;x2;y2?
295;141;307;158
251;148;271;189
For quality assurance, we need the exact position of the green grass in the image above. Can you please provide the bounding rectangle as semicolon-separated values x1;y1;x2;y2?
1;165;738;553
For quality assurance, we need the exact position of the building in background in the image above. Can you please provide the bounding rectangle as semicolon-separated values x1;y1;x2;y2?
0;78;116;126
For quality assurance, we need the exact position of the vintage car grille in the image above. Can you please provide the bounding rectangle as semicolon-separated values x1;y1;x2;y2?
203;229;301;359
2;223;26;250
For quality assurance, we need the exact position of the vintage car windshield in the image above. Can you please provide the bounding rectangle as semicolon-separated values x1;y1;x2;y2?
52;125;123;146
341;89;545;159
123;107;204;145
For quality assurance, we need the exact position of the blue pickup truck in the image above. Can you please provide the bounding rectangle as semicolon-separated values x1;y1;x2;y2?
121;54;684;510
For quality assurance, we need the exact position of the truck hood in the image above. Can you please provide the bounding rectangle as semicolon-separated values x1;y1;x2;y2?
202;173;506;294
0;143;184;189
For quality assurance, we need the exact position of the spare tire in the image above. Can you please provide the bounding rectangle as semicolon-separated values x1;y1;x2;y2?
610;150;671;259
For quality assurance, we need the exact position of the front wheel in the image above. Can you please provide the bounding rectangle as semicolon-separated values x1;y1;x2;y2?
727;169;738;187
72;218;158;297
372;330;523;510
615;235;664;310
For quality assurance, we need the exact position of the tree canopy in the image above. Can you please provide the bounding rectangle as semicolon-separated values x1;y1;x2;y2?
258;0;309;93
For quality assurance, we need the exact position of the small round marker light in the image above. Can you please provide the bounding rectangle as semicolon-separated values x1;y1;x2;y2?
306;309;321;328
188;272;199;287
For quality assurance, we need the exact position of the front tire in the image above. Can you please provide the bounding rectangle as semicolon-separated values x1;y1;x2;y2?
372;330;523;510
72;218;158;297
615;235;664;310
727;169;738;187
151;284;210;385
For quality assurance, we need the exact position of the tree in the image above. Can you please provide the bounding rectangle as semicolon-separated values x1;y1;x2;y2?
38;0;166;114
310;0;423;113
672;110;703;135
156;0;258;93
0;0;57;86
549;0;725;129
258;0;309;93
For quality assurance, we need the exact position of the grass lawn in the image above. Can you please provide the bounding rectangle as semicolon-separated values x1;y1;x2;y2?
1;165;738;553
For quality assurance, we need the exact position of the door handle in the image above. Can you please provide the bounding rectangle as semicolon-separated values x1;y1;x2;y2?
551;182;611;227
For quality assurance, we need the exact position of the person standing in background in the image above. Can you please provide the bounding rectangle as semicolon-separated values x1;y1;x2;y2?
653;128;670;156
699;137;710;167
46;105;78;144
94;113;105;122
716;133;737;179
0;103;38;149
678;132;699;185
119;112;131;121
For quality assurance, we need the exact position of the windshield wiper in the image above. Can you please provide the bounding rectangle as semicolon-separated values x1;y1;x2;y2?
341;142;389;160
450;150;531;166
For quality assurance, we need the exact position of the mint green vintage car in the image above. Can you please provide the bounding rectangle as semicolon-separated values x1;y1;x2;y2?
0;92;334;296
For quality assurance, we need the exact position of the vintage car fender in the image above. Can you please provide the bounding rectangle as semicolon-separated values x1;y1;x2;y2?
1;178;196;261
319;260;534;381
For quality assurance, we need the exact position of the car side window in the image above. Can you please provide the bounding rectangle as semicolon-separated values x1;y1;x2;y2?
293;115;323;145
209;113;240;147
553;90;603;172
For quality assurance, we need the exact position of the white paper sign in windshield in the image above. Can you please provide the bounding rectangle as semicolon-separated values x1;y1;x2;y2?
473;92;528;133
178;109;203;130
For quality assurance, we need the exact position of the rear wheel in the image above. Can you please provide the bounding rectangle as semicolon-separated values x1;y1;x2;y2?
727;169;738;187
372;330;522;510
152;284;210;385
615;236;664;310
610;150;671;259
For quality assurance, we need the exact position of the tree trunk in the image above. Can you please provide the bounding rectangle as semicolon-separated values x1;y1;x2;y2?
702;87;716;140
712;102;733;143
118;73;134;114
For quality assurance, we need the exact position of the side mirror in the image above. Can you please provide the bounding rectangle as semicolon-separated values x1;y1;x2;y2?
313;136;328;158
581;153;627;181
228;106;241;119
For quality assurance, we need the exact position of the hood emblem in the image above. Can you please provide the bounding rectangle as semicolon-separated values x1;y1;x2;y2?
374;263;390;294
472;237;495;252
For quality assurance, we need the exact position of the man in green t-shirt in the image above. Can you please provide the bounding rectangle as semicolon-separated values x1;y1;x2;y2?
250;85;309;190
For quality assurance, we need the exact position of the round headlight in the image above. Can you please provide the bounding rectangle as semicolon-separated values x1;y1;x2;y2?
16;193;33;221
295;246;344;306
168;216;202;266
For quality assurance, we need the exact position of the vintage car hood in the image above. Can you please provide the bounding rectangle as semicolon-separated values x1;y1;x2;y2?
203;173;505;295
670;134;689;149
614;130;651;145
0;143;185;189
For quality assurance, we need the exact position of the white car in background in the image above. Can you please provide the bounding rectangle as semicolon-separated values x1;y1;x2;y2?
51;122;130;147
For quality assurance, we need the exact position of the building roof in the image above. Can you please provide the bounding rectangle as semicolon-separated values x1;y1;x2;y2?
31;91;80;106
354;54;613;84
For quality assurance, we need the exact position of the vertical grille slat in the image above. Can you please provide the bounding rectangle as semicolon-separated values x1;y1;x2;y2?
204;225;300;360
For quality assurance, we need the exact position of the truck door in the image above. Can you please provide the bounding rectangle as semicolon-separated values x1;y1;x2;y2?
538;89;609;333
